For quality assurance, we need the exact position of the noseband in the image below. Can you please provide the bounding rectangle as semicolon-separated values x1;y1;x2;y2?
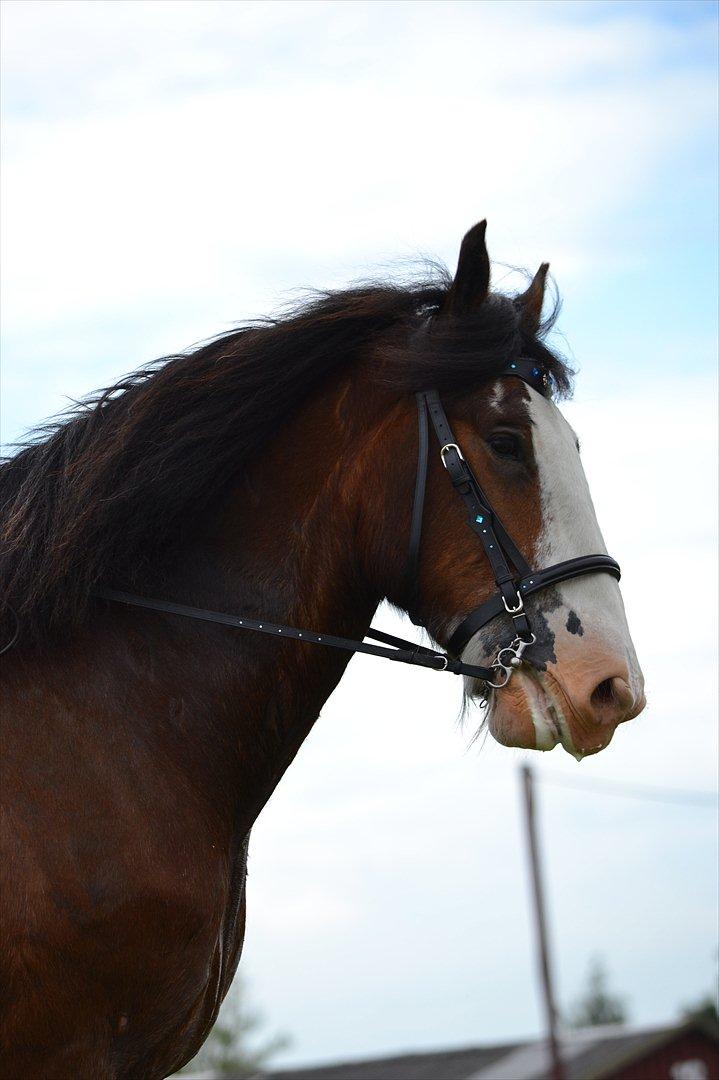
97;362;620;690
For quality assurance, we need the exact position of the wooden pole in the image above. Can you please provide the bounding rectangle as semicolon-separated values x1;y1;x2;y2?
521;764;565;1080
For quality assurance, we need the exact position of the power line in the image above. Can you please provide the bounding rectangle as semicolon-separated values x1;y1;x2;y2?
535;770;718;808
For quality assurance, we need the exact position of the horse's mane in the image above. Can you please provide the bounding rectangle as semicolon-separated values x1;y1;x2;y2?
0;274;570;640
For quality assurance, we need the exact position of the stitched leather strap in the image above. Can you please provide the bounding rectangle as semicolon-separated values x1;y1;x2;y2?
447;554;621;656
95;587;495;681
424;390;533;641
403;392;429;607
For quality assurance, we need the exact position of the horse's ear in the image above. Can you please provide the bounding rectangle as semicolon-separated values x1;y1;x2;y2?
517;262;550;335
442;220;490;316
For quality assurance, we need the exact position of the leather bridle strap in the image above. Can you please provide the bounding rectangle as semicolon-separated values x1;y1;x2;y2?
413;386;621;663
423;389;534;641
95;587;495;681
447;554;621;656
402;391;429;605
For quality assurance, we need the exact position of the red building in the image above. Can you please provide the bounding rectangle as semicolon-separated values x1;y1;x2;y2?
266;1017;719;1080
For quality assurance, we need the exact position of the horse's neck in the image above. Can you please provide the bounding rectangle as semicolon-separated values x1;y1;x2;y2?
104;375;408;833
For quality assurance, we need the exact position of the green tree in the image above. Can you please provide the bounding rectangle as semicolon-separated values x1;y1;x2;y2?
567;956;628;1028
178;979;290;1078
682;993;719;1024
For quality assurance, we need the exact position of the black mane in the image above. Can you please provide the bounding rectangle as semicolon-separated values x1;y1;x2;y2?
0;273;570;640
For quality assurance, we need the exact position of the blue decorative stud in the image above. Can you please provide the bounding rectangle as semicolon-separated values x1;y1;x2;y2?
475;514;484;524
510;362;517;369
532;367;540;377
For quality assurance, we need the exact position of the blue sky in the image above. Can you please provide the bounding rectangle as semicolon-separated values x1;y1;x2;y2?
1;0;717;1069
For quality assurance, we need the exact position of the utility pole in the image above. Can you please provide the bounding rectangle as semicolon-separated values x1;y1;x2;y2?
521;764;565;1080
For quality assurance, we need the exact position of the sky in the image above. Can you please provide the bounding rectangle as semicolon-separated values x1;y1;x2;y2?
1;0;717;1070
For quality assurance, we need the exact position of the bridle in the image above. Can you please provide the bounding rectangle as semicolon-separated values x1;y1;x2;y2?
403;361;620;685
95;361;620;689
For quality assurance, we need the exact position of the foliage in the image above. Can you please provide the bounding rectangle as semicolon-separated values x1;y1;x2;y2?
682;952;719;1024
567;956;628;1029
682;994;719;1024
178;979;290;1079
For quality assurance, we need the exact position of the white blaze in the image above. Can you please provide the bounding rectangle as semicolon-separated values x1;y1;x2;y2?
462;384;645;756
527;389;642;691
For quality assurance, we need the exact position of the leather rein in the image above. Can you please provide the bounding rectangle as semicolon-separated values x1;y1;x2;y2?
96;361;620;690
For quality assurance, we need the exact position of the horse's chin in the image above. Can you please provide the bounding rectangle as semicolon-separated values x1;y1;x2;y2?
474;670;611;760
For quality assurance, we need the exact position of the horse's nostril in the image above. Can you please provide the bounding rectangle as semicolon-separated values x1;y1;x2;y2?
587;675;636;727
591;678;617;709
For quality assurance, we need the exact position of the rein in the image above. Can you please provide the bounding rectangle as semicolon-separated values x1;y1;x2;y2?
96;361;620;690
94;589;493;680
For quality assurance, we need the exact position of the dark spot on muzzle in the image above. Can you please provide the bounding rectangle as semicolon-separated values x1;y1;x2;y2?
521;590;560;671
566;610;584;636
470;591;560;673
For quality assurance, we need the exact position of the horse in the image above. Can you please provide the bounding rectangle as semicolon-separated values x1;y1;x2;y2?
0;222;645;1078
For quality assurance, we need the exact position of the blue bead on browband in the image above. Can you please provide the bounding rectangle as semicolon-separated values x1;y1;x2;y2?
500;358;548;394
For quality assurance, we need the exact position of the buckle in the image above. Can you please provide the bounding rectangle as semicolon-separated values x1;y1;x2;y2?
409;649;449;672
502;590;524;616
440;443;465;469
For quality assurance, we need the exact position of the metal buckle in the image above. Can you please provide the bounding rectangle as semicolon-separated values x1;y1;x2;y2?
433;654;449;671
502;591;524;616
440;443;465;468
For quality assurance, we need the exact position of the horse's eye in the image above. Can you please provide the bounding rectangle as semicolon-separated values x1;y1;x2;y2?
488;432;523;460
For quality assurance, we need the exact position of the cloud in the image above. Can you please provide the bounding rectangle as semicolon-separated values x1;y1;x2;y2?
1;2;715;338
1;0;716;1067
2;1;716;449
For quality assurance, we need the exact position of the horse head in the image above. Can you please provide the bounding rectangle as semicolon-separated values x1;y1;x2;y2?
380;223;646;757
